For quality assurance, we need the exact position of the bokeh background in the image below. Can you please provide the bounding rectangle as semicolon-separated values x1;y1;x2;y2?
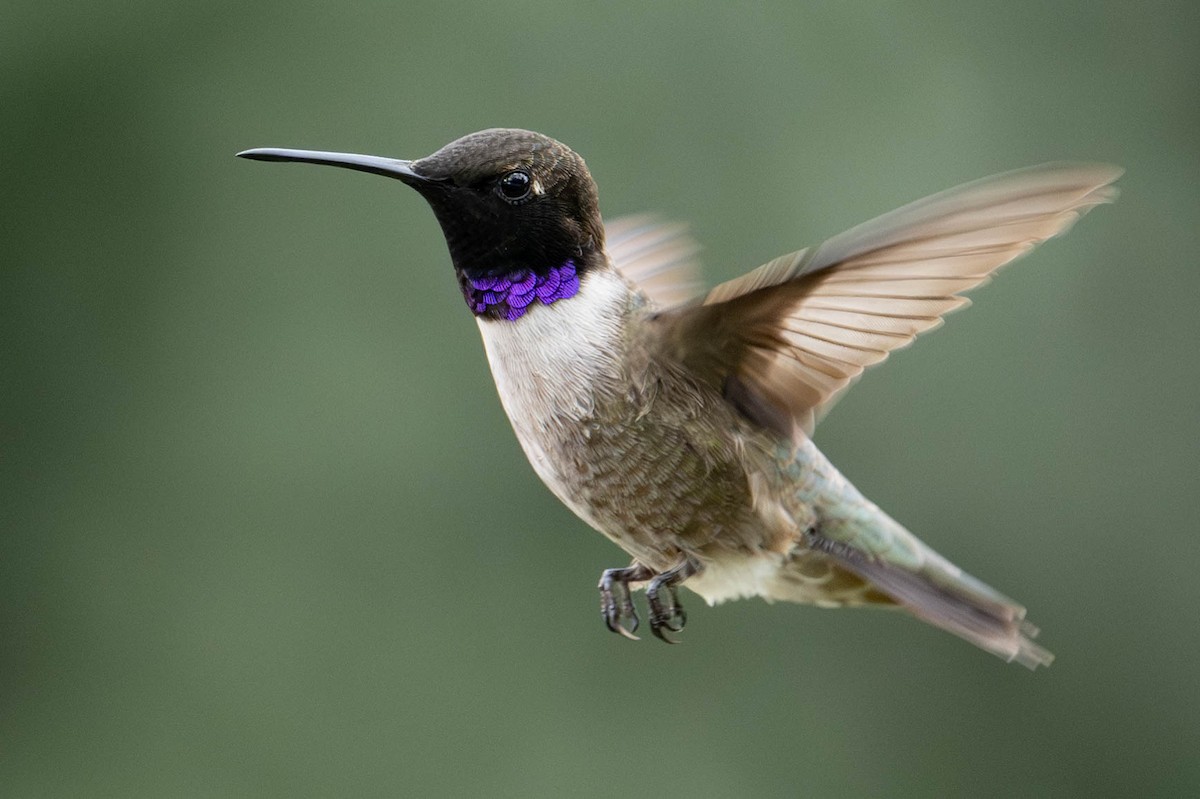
4;2;1198;796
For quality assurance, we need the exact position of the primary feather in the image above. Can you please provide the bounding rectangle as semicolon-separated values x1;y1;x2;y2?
657;163;1122;435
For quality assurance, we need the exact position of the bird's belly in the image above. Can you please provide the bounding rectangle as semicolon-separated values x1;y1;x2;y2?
488;369;760;570
684;551;782;605
554;416;759;568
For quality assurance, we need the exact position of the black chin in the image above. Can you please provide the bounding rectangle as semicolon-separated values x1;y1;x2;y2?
426;201;594;279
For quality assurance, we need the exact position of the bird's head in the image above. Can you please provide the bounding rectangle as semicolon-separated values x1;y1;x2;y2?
239;128;605;283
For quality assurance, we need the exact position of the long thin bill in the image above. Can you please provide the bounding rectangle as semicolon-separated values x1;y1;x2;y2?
236;148;431;184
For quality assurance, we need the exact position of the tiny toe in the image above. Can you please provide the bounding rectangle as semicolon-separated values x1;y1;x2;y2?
604;612;640;641
650;624;679;644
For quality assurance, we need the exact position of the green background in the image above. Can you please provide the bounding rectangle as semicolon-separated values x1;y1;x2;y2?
4;2;1198;796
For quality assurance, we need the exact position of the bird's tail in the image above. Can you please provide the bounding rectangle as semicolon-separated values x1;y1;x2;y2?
804;529;1054;669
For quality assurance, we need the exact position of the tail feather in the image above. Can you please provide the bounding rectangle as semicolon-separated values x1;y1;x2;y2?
805;531;1053;669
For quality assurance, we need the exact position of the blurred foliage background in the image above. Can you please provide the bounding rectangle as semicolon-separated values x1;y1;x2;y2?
3;1;1198;796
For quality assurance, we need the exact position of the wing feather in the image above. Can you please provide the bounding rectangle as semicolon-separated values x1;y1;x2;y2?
604;214;703;310
662;163;1122;437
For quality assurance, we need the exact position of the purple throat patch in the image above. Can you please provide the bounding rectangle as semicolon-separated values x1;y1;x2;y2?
464;260;581;321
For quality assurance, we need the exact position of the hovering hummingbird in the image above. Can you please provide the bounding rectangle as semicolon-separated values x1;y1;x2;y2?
238;130;1119;667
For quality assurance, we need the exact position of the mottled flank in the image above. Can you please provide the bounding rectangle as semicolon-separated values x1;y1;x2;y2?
464;261;581;320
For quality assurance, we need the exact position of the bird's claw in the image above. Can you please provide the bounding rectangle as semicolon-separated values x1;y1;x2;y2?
647;582;687;643
599;566;648;641
598;558;696;644
607;616;640;641
602;590;640;640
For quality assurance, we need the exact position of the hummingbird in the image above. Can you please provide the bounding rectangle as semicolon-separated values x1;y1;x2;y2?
238;129;1120;668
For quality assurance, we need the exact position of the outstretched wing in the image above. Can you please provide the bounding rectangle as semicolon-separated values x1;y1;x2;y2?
661;163;1122;437
605;214;703;310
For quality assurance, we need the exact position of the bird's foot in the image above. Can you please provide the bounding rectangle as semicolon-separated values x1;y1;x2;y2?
599;563;652;640
646;559;698;644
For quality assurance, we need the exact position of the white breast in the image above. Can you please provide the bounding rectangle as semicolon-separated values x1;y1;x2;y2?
474;269;631;519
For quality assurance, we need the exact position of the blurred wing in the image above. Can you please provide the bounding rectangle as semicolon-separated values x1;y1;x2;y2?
605;215;704;310
665;163;1122;437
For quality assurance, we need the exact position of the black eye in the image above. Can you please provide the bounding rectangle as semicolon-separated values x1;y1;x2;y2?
498;170;532;201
